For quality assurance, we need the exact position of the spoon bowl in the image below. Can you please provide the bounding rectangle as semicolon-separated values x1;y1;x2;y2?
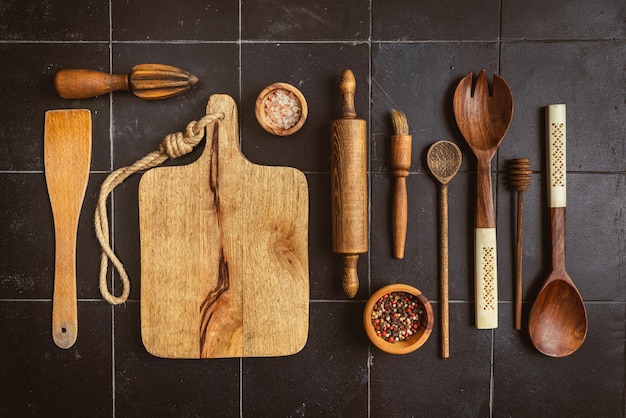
529;273;587;356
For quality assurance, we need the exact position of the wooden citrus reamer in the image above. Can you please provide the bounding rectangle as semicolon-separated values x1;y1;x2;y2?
44;109;92;349
331;69;368;298
54;63;199;100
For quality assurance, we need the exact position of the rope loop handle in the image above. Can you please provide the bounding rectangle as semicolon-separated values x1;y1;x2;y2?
95;112;224;305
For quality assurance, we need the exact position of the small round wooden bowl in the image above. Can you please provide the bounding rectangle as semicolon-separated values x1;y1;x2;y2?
255;83;308;136
363;284;434;355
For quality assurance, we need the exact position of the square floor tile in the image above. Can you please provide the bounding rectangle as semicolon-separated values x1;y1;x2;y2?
242;0;370;41
114;302;240;417
494;303;625;417
0;43;110;171
0;301;112;417
373;0;500;41
502;0;626;40
0;0;109;41
112;0;238;41
243;302;368;417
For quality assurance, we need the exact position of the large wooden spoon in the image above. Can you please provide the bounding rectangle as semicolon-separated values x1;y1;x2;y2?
453;70;513;329
528;104;587;357
45;109;92;349
427;140;462;358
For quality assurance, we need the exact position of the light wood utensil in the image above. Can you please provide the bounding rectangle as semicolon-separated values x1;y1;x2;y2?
331;69;368;298
528;104;587;357
139;94;309;358
44;109;92;349
507;158;531;330
55;63;198;100
453;70;514;329
390;110;412;259
427;140;462;358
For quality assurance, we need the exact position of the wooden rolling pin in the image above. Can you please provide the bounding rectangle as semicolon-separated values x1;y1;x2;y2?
54;63;199;100
331;69;368;298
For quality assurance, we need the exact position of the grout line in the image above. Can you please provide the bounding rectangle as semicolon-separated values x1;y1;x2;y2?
367;2;373;417
108;2;116;417
238;5;243;418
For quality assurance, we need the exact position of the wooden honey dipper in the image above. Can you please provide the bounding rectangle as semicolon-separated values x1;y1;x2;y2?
507;158;531;330
331;69;368;298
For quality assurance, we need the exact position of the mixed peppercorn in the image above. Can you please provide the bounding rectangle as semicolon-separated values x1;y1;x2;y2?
371;291;424;343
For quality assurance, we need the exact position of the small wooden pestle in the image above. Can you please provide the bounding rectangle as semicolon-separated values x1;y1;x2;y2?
507;158;531;330
54;63;199;100
390;110;412;259
331;69;368;298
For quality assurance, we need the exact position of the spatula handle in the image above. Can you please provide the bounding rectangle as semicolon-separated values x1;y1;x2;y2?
546;104;566;208
474;161;497;329
475;227;498;329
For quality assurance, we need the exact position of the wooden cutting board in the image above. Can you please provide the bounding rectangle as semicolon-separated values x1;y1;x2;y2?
138;94;309;358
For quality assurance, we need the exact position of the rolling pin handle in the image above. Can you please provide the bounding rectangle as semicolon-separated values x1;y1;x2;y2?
342;254;359;298
340;69;357;119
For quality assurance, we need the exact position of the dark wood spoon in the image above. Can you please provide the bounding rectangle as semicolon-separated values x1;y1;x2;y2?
453;70;514;329
529;104;587;357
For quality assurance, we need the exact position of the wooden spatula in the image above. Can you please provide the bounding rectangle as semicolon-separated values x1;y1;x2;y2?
44;109;92;349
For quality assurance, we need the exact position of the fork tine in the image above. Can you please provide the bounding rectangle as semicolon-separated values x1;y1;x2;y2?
474;69;489;100
454;72;473;100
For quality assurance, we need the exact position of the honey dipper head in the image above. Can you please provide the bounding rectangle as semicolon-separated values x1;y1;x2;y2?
507;158;532;191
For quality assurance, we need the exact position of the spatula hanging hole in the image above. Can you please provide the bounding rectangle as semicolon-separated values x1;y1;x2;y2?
61;327;67;333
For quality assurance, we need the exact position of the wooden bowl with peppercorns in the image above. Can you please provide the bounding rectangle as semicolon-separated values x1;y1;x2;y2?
363;284;434;354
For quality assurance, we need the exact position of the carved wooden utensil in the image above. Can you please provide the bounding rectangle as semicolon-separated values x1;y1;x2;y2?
55;63;198;100
139;94;309;358
528;104;587;357
44;109;92;349
427;140;462;358
507;158;531;330
390;110;412;259
331;69;368;298
453;70;513;329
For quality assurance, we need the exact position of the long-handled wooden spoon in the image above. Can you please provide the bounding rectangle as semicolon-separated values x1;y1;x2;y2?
427;140;462;358
45;109;92;349
453;70;514;329
528;104;587;357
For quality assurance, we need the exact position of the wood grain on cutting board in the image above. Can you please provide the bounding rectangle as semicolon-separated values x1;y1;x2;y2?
138;94;309;359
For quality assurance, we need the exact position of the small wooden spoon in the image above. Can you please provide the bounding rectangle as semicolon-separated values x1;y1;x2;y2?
45;109;92;349
528;104;587;357
453;70;514;329
427;140;462;358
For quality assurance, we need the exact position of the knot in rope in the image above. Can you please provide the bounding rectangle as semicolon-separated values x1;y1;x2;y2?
159;113;224;159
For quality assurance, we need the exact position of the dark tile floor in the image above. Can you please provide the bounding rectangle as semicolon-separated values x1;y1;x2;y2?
0;1;624;417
